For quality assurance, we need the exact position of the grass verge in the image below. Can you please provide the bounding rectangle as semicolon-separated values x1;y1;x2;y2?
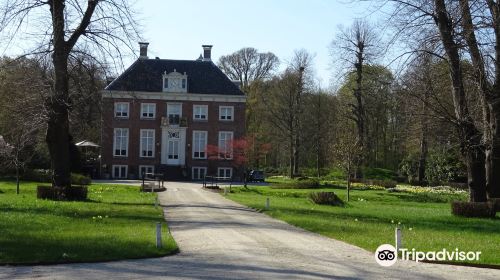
226;185;500;266
0;181;177;264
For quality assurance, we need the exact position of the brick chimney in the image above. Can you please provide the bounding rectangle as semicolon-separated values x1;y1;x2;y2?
202;45;213;61
139;42;149;59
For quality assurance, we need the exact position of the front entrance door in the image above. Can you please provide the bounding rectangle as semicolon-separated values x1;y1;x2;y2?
161;128;186;165
167;138;180;165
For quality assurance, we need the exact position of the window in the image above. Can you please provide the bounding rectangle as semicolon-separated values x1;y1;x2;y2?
193;105;208;121
168;140;179;159
163;70;188;93
218;167;232;179
115;102;129;118
219;106;234;121
218;131;233;159
193;131;207;159
141;103;156;119
167;103;182;125
113;128;128;157
192;167;207;180
140;129;155;158
112;165;128;179
139;165;154;179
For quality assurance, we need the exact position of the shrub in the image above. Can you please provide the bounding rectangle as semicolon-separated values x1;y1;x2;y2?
271;178;320;189
37;185;88;201
23;169;52;183
362;167;398;181
309;191;344;206
399;154;419;184
71;173;91;185
451;201;496;218
23;170;91;186
364;179;397;189
426;148;466;186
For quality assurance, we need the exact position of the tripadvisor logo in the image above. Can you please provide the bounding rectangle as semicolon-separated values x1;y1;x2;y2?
374;244;481;267
375;244;397;267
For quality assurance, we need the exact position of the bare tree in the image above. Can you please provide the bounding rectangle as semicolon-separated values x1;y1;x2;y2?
331;19;381;171
218;47;279;91
380;0;487;201
0;57;47;194
458;0;500;199
334;124;362;202
0;0;138;192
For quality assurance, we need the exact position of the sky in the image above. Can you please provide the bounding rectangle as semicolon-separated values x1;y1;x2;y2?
0;0;386;87
135;0;384;87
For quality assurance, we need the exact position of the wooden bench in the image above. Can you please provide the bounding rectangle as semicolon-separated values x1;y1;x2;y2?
203;175;233;190
140;172;166;192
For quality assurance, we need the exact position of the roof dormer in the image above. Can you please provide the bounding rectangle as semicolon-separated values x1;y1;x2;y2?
163;69;188;93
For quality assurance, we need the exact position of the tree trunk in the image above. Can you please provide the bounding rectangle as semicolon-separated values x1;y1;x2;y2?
459;0;500;199
47;0;72;188
354;49;365;178
15;164;19;195
434;0;487;202
289;134;294;178
418;69;431;186
487;100;500;198
347;159;351;202
417;128;428;186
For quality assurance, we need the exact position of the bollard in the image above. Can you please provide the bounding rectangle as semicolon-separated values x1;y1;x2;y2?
156;222;162;248
155;196;159;208
224;188;228;195
265;197;270;210
395;227;402;253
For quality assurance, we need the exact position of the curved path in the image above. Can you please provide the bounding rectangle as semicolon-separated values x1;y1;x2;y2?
1;182;499;279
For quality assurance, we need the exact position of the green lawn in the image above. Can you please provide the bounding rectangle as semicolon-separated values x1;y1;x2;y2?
226;185;500;266
0;181;177;264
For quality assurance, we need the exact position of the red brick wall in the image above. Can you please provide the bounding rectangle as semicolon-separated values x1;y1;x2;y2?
101;97;246;180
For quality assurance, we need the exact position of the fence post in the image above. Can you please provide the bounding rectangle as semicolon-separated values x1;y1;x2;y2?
395;227;402;253
156;222;162;248
265;197;270;210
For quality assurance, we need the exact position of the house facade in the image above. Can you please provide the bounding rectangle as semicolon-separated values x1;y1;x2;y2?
101;43;246;181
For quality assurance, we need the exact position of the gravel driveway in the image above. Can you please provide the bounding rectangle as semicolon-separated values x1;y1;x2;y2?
1;182;499;279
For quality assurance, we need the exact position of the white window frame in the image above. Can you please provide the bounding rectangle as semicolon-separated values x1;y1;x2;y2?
112;165;128;179
193;105;208;121
218;131;233;159
192;130;207;159
140;103;156;119
163;77;169;89
114;102;129;118
139;165;155;179
192;167;207;180
217;167;233;179
140;129;155;158
113;128;129;157
219;106;234;121
167;103;182;125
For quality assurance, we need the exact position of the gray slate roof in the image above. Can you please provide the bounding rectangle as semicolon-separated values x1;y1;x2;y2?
105;59;244;96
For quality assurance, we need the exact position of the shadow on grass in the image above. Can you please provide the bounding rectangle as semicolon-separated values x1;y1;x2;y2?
90;200;155;207
0;231;176;265
256;203;500;234
387;192;467;203
0;204;163;223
